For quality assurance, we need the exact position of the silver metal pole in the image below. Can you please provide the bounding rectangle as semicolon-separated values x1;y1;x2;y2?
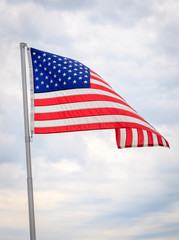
20;42;36;240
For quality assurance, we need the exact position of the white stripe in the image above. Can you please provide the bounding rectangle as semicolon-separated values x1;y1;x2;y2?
90;71;103;80
143;130;148;146
91;78;112;89
34;101;137;114
152;133;158;146
34;115;156;131
120;129;126;148
90;72;112;89
132;128;138;147
34;87;125;102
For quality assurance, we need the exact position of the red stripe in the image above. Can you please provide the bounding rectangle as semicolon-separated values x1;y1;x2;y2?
35;108;145;121
125;128;132;148
157;134;170;148
166;140;170;148
34;122;160;135
91;83;126;101
35;93;129;107
137;128;144;147
90;75;112;88
147;131;153;146
157;135;163;146
115;129;120;148
35;122;124;134
90;69;102;78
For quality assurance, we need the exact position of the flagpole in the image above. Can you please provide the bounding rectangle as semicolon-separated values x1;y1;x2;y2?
20;42;36;240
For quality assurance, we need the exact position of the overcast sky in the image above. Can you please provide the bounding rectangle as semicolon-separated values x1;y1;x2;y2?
0;0;179;239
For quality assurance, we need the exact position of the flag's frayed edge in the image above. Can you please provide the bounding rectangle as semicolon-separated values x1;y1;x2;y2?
115;128;169;149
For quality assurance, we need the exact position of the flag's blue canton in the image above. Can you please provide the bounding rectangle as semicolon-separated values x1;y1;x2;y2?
31;48;90;93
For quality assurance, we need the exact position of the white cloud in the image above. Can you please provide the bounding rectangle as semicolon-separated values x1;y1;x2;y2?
0;0;179;239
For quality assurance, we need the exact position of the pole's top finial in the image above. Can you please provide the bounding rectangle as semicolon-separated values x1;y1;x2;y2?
20;42;28;48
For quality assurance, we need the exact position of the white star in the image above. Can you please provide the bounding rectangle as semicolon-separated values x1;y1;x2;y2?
58;64;61;66
53;60;56;63
39;64;42;67
85;75;88;77
69;65;72;68
45;76;48;79
46;84;49;88
74;73;77;76
68;70;72;72
49;71;52;75
53;55;57;57
73;80;77;84
48;63;51;66
43;59;46;62
79;72;83;74
55;83;58;87
38;56;41;59
33;52;36;55
58;58;62;61
50;80;53;83
58;69;61;73
53;66;56;69
74;68;78;71
44;67;47;71
63;67;67;69
35;77;39;80
59;78;62;82
48;57;51;60
40;72;43;76
35;69;38;72
84;80;88;84
63;73;66;76
43;53;46;56
41;81;44;85
34;60;37;63
54;75;57;78
63;81;66;85
36;85;39;89
68;76;71;80
64;61;67;64
79;77;82;80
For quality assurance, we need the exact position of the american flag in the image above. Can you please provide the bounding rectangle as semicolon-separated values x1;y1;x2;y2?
29;47;169;149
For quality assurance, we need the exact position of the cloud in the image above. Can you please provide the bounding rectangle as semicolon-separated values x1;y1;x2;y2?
19;126;176;240
5;0;154;28
0;0;179;239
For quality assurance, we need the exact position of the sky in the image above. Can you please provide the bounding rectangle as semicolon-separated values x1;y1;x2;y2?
0;0;179;239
